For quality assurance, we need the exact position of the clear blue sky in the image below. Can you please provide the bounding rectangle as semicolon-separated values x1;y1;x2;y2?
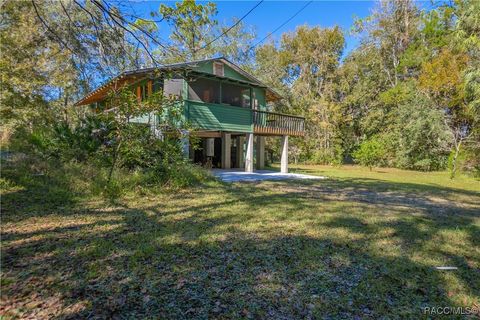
121;0;377;57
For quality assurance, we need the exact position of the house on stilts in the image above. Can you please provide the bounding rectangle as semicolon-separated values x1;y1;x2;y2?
75;57;305;173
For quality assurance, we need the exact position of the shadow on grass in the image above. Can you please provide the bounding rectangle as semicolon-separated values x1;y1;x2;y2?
1;168;479;318
287;166;480;195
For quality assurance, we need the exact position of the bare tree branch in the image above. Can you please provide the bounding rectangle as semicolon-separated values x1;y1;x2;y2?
31;0;74;53
90;0;159;66
98;0;173;55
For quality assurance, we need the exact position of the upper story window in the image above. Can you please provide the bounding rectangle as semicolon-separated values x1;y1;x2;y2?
213;62;224;77
163;78;183;97
222;83;250;108
188;77;252;108
152;79;163;94
135;80;154;102
188;78;220;104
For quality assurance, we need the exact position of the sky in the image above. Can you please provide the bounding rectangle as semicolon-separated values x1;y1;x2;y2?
122;0;377;57
86;1;439;92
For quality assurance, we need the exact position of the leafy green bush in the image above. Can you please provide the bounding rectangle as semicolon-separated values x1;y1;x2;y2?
353;136;387;170
52;115;109;162
448;147;480;178
310;145;344;166
10;114;108;163
6;88;211;201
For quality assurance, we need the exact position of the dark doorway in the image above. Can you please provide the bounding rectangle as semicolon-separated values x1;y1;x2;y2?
213;138;221;168
193;137;222;168
231;141;237;168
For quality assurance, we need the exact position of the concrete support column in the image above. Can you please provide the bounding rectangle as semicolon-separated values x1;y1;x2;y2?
280;135;288;173
245;133;254;173
206;138;215;157
221;133;231;169
256;136;265;170
150;113;163;140
236;136;245;168
205;137;215;168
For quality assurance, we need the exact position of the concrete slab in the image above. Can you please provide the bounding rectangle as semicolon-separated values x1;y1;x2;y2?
212;169;326;182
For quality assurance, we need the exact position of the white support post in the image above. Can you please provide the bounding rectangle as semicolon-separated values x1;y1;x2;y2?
205;137;215;169
280;135;288;173
245;133;254;173
221;133;231;169
236;136;245;168
256;136;265;170
206;138;215;157
150;113;163;140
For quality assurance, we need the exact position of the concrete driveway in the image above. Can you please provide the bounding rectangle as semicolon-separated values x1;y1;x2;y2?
212;169;326;182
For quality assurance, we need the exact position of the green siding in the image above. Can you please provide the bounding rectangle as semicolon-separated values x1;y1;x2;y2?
224;64;250;82
186;100;253;133
191;61;251;82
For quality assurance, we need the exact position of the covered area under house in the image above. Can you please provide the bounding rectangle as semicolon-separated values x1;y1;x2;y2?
190;130;292;173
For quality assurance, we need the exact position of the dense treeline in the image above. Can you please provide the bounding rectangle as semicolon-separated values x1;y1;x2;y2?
254;0;479;176
1;0;479;181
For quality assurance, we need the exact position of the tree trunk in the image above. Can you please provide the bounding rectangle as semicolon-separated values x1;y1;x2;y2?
450;140;462;179
108;138;122;184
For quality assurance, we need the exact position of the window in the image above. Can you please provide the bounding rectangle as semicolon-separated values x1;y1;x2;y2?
222;83;250;108
213;62;224;76
135;80;154;101
164;78;183;96
188;78;220;103
153;79;163;93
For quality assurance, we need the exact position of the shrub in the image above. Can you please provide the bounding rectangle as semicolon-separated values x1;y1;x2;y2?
448;147;480;178
353;136;387;170
10;115;108;163
52;115;108;162
310;145;344;166
6;88;211;201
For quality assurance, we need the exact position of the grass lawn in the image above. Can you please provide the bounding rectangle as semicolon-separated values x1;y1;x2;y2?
1;163;479;319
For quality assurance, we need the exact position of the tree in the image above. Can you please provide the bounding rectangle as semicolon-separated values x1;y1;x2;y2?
418;49;476;178
393;91;450;170
453;0;480;177
338;0;479;175
353;136;387;170
254;25;345;162
353;0;420;87
0;1;76;143
0;0;150;138
156;0;255;64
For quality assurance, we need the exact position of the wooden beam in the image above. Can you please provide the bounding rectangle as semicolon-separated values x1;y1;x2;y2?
136;86;142;102
147;80;152;95
253;126;305;137
193;131;222;138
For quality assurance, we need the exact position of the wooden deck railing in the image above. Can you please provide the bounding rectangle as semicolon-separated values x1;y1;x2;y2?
252;110;305;136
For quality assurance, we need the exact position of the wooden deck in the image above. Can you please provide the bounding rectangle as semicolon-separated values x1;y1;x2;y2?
253;110;305;136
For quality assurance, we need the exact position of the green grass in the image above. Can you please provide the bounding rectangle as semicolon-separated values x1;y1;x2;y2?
286;164;480;192
1;162;479;319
